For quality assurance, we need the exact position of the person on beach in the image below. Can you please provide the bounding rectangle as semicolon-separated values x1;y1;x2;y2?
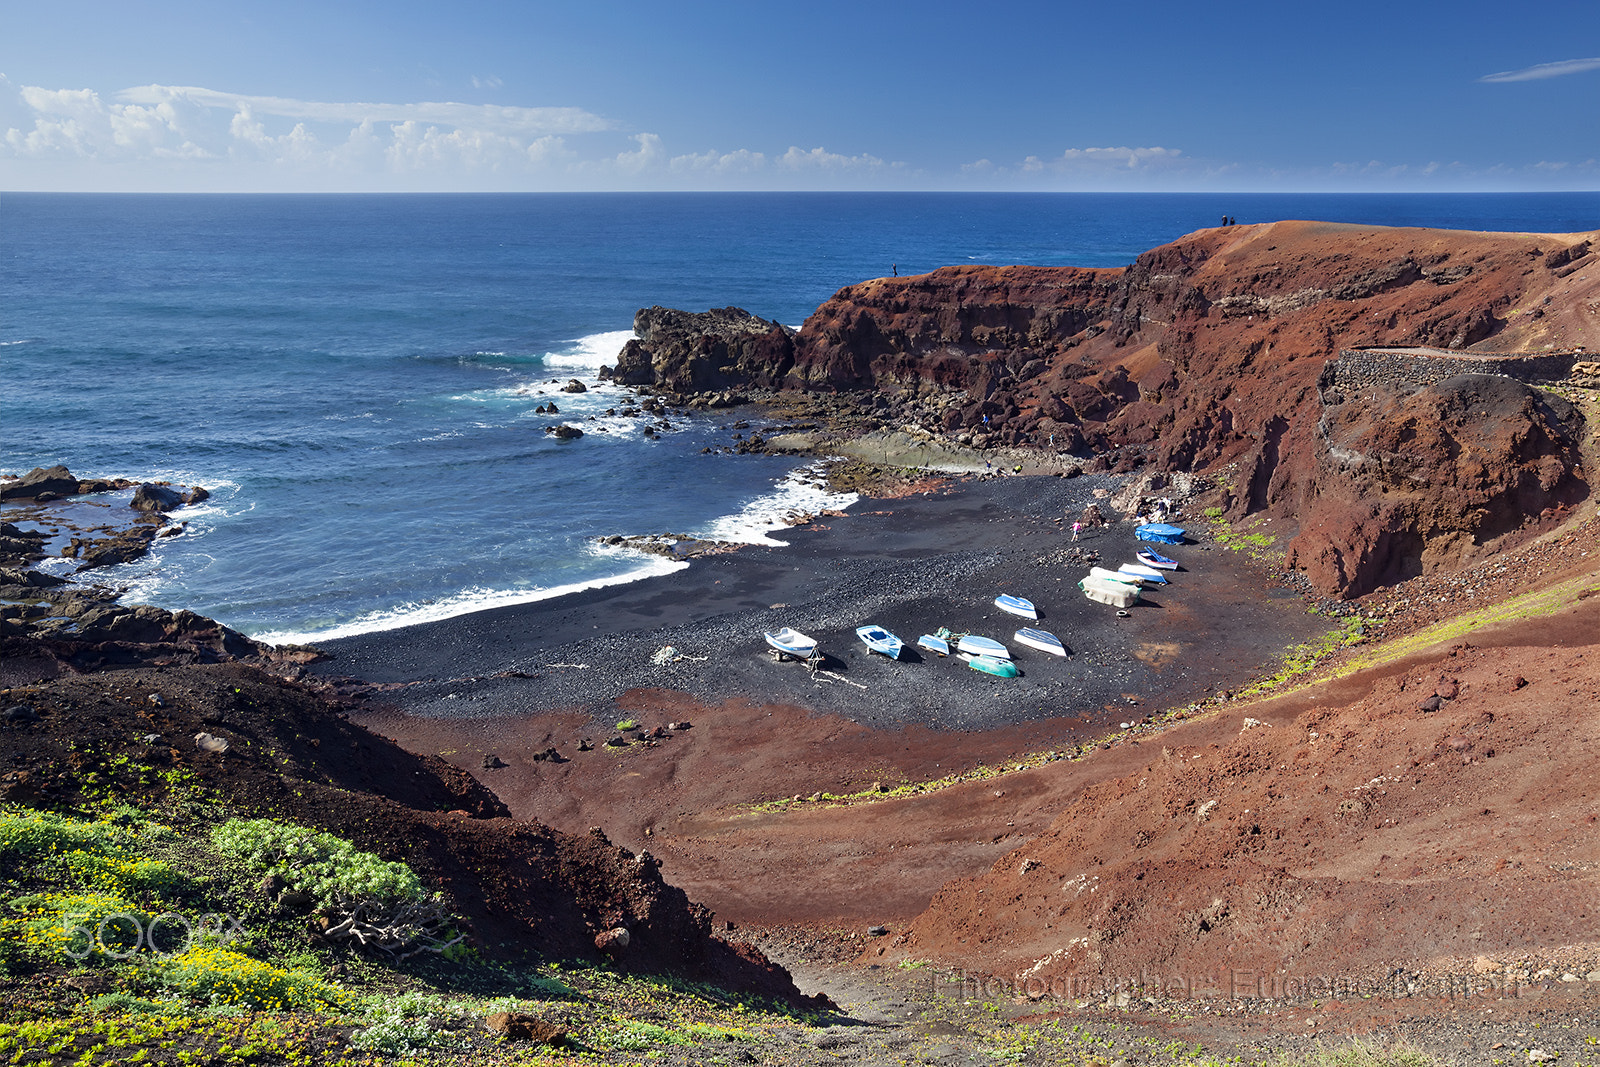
1072;521;1083;541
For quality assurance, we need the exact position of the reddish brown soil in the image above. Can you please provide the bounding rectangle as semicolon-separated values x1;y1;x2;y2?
898;523;1600;992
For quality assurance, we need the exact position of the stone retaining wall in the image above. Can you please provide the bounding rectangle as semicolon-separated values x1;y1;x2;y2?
1324;346;1583;395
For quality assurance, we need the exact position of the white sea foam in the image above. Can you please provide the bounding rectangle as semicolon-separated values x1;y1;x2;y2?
697;463;859;546
249;544;688;645
541;329;635;373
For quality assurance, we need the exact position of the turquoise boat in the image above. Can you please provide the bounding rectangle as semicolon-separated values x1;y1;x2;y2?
967;654;1019;678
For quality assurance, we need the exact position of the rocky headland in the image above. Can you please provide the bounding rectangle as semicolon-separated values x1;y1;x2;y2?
610;223;1597;599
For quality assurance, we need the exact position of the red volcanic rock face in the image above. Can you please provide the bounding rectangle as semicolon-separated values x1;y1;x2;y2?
780;222;1599;597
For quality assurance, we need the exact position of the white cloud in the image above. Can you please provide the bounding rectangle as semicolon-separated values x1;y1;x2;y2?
668;147;768;174
777;145;889;171
471;75;504;90
1059;146;1184;168
612;132;666;174
1007;146;1185;179
115;84;611;136
0;78;629;189
1479;57;1600;83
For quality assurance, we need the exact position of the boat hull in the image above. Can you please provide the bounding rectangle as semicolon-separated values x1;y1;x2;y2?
1118;563;1169;584
1136;549;1180;570
1135;523;1186;545
916;634;950;656
956;634;1010;659
856;625;904;659
1089;565;1142;587
1080;577;1140;608
764;628;818;659
1015;627;1066;656
994;594;1038;619
966;654;1019;678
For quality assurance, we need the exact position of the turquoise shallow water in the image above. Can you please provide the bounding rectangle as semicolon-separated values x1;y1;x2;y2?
3;191;1594;640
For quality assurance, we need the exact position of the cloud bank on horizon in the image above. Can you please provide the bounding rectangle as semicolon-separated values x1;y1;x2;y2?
5;74;1592;194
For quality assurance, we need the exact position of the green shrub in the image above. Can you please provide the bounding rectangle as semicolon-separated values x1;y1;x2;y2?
210;818;424;908
351;1013;439;1055
153;945;348;1011
8;890;156;964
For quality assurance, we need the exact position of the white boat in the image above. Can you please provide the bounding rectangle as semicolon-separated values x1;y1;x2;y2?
917;634;950;656
1136;549;1180;570
856;624;905;659
1089;565;1143;587
956;634;1011;660
1080;576;1140;608
1015;627;1066;657
764;627;818;660
993;594;1038;620
1119;562;1169;584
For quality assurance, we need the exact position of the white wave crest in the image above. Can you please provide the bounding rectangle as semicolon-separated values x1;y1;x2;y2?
541;329;635;373
250;544;687;644
697;463;859;546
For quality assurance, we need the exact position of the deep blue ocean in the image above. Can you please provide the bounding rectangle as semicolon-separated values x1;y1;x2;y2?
3;191;1596;641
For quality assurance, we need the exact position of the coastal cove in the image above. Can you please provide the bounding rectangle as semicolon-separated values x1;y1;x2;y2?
5;194;1600;1065
4;191;1596;644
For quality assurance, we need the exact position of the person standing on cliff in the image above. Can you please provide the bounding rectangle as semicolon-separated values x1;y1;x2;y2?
892;264;897;276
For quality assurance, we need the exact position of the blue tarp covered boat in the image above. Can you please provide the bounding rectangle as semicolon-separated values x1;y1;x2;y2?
1135;523;1186;545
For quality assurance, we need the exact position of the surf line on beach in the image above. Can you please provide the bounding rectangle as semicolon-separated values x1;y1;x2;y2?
251;462;859;646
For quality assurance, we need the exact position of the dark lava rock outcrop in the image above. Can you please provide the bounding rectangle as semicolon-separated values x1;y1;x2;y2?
605;306;796;395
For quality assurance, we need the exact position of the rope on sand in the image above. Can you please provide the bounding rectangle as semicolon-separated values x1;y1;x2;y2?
811;668;868;690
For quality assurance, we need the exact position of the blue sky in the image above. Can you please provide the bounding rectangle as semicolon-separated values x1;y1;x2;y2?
2;0;1596;192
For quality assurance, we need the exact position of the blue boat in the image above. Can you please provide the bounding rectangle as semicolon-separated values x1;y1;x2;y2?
1119;563;1169;584
993;594;1038;620
916;634;950;656
1136;548;1180;570
1014;627;1067;657
1135;523;1186;545
956;634;1011;660
856;624;905;659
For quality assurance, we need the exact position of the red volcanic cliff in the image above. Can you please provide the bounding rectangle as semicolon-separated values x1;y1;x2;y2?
618;222;1597;598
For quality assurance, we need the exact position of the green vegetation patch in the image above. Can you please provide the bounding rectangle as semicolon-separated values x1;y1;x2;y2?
210;817;425;910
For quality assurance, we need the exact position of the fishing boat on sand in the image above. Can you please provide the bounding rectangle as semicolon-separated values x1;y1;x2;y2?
916;634;950;656
966;654;1019;678
993;594;1038;619
1088;565;1143;587
764;627;818;662
1134;523;1186;545
1136;548;1180;570
1014;627;1067;657
956;634;1011;660
856;624;905;659
1119;562;1169;584
1080;575;1140;608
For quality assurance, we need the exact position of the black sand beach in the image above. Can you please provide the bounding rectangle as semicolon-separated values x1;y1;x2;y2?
314;472;1333;734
